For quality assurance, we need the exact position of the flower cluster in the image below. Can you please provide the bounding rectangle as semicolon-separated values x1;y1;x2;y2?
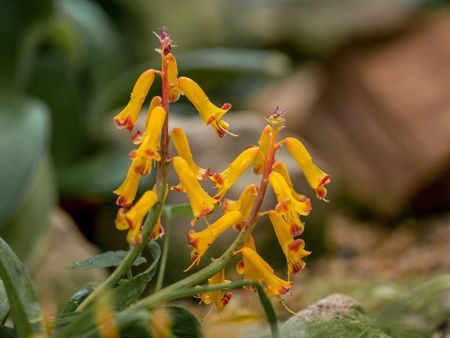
190;109;330;308
113;27;232;244
113;28;330;311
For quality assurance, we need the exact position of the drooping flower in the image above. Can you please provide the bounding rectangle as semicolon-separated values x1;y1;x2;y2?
283;137;331;200
253;125;271;175
196;269;232;311
177;76;232;137
113;158;146;207
132;106;167;162
171;127;209;180
172;156;218;224
167;53;181;102
272;161;310;209
132;95;163;144
210;147;259;200
238;247;292;297
187;211;242;265
269;171;311;232
115;190;158;246
114;69;156;132
222;184;258;230
268;210;310;276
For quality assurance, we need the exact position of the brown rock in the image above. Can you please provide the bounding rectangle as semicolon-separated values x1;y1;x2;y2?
295;13;450;217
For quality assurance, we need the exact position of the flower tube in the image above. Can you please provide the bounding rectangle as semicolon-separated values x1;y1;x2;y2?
114;69;155;132
188;211;242;265
210;147;259;200
268;210;310;276
115;190;158;245
283;137;331;200
172;127;209;180
172;156;217;224
239;247;292;297
178;76;232;137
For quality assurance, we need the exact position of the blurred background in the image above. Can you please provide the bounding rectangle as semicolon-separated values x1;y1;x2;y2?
0;0;449;336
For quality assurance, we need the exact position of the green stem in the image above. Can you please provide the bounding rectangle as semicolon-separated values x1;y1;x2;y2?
155;210;171;291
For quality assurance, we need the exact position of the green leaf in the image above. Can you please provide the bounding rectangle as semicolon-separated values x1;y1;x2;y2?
65;251;147;270
59;282;99;316
55;242;161;337
0;280;10;324
0;98;50;226
113;241;161;311
0;237;44;337
165;306;203;338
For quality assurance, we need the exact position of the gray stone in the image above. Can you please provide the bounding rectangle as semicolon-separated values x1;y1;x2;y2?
282;294;390;338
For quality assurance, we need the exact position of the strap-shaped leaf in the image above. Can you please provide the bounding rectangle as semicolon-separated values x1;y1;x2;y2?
0;280;10;324
65;250;147;270
0;237;44;337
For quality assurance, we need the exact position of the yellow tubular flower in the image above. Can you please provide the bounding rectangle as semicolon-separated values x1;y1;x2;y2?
115;190;158;246
253;125;271;174
114;69;155;132
187;211;242;265
172;156;218;224
223;184;258;230
210;147;259;200
167;53;181;102
177;76;232;138
269;171;311;236
269;171;311;216
273;161;310;206
268;211;310;276
283;137;331;201
133;106;167;162
131;96;163;145
239;247;292;297
113;158;144;207
172;127;209;180
196;269;232;311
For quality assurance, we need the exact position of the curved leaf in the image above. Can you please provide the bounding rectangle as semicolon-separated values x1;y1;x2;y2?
59;282;98;316
65;250;147;270
0;98;49;226
0;237;44;337
55;241;161;337
0;280;9;324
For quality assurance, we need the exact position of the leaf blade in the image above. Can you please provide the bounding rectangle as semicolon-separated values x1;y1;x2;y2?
0;237;44;337
65;250;147;270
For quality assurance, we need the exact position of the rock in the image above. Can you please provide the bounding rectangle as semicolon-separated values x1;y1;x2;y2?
32;208;107;315
282;294;388;338
290;13;450;218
